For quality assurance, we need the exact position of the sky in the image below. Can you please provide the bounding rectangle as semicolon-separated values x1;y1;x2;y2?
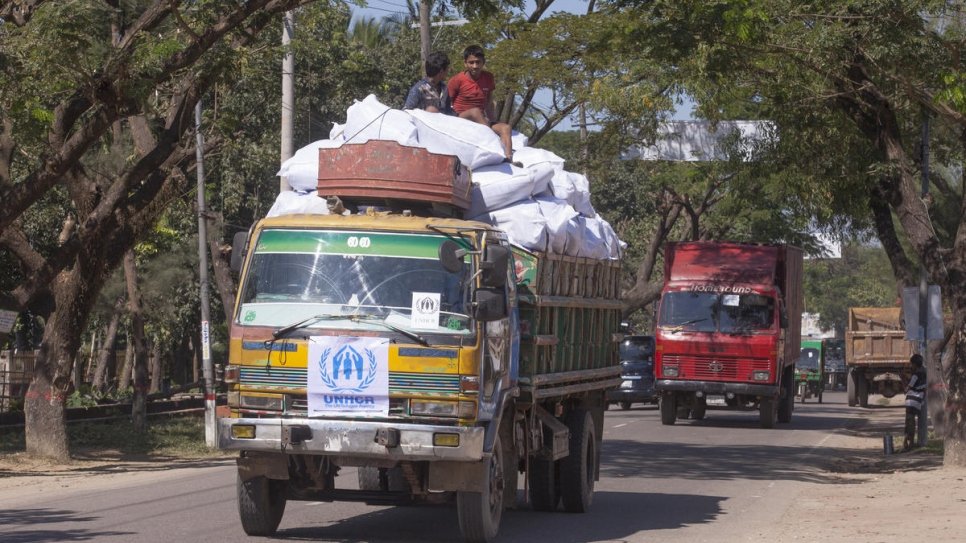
347;1;695;125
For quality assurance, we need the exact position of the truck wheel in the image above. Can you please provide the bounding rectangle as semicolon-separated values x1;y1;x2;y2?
660;394;677;425
818;390;823;403
778;366;795;423
527;456;560;511
619;401;633;411
690;398;707;420
560;410;595;513
847;370;858;406
759;398;777;429
857;376;869;407
457;433;506;542
357;466;385;491
237;474;287;536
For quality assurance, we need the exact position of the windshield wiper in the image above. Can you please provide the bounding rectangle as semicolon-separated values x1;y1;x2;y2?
348;314;431;347
664;318;708;332
269;312;431;347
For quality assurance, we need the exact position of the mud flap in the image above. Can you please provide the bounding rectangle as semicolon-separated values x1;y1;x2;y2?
237;451;289;482
428;458;489;492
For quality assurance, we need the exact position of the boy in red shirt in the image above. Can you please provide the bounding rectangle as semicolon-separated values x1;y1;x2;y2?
448;45;514;161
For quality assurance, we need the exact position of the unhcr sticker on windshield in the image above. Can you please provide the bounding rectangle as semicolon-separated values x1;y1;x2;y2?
306;336;389;417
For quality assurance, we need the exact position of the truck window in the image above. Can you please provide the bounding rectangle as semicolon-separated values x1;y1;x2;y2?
658;291;775;333
238;229;473;334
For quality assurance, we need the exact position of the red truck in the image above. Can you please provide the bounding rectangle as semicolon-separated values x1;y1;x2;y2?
654;242;803;428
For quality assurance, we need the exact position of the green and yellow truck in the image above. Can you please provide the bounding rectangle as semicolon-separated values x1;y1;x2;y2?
218;142;623;542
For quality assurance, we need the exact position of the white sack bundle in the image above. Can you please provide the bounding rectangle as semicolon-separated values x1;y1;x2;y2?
467;162;555;217
266;190;331;218
344;94;418;146
535;196;580;255
575;216;611;260
549;170;596;217
470;199;548;253
409;109;505;169
511;131;529;151
513;146;566;174
277;139;345;191
329;122;345;141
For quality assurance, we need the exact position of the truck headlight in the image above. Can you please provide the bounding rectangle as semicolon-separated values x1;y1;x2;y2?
239;394;285;411
663;366;679;377
224;365;240;384
752;370;771;381
411;400;459;417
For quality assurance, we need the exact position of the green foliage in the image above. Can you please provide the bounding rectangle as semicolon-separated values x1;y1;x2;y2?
804;243;897;335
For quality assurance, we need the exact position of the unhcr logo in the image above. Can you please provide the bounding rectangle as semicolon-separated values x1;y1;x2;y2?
318;345;378;393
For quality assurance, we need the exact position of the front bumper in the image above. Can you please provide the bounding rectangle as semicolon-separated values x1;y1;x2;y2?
607;380;656;402
218;417;485;462
655;379;779;397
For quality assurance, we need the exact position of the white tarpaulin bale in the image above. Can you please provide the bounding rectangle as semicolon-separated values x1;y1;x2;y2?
550;170;596;217
576;216;610;259
511;131;529;151
470;199;548;253
329;122;345;141
467;162;554;217
535;196;580;254
514;146;566;173
410;109;505;169
267;190;331;218
344;94;418;146
277;139;345;191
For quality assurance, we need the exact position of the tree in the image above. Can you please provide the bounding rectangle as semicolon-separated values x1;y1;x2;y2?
0;0;328;461
618;0;966;466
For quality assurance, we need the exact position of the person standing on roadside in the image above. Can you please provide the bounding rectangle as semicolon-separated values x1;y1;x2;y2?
404;51;452;114
903;353;927;450
447;44;515;161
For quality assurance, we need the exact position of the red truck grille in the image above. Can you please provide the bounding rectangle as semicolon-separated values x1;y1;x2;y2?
662;354;771;381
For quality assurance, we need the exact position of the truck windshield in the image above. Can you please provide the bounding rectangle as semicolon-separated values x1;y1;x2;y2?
237;229;473;335
658;291;775;333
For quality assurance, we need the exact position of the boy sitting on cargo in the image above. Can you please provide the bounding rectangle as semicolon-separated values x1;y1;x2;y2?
404;51;452;114
447;44;515;162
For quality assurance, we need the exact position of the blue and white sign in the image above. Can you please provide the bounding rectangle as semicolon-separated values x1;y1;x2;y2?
307;337;389;416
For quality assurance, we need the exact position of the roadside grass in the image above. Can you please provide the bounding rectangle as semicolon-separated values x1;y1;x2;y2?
0;415;230;459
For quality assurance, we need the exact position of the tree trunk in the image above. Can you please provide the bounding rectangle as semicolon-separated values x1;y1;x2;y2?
149;342;162;394
125;251;150;432
92;297;124;393
118;335;134;392
206;211;237;324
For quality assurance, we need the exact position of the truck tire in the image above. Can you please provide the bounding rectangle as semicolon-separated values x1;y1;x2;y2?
457;433;506;543
237;473;287;536
358;466;382;491
759;398;777;429
778;366;794;423
660;393;677;425
619;401;633;411
847;369;858;406
858;376;869;408
560;410;595;513
690;397;707;420
527;456;560;511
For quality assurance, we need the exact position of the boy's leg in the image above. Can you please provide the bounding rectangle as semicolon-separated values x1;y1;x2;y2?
491;122;513;160
458;108;488;125
904;407;918;449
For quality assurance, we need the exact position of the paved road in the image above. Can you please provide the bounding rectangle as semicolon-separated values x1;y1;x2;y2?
1;391;899;542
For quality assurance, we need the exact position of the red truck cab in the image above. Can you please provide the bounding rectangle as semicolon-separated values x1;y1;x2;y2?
654;242;803;428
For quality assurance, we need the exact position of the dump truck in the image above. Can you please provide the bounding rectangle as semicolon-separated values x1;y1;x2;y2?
654;241;803;428
218;141;623;542
845;307;913;407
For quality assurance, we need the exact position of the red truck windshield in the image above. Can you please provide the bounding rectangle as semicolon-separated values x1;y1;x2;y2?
658;291;775;333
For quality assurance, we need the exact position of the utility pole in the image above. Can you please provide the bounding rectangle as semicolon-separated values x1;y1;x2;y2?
918;111;930;448
195;101;216;448
280;11;295;193
419;1;431;63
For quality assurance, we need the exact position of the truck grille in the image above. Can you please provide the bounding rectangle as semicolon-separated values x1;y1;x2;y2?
662;354;770;380
239;366;460;395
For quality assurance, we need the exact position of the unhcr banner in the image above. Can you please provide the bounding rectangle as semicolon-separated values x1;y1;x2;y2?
307;337;390;417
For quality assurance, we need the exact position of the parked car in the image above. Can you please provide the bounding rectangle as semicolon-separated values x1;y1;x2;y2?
607;335;657;410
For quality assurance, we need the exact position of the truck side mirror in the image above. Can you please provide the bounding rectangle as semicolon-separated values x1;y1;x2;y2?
230;231;249;274
439;240;467;273
473;287;507;321
480;245;509;288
